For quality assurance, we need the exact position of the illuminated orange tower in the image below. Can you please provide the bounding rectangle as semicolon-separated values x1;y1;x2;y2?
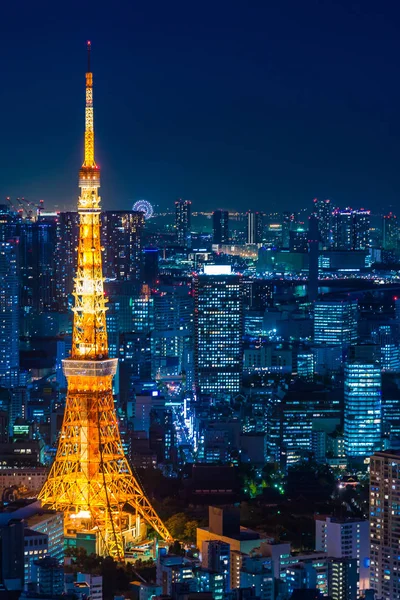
39;42;171;559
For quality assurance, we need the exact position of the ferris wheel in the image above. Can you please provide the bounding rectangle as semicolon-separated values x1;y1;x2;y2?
132;200;154;220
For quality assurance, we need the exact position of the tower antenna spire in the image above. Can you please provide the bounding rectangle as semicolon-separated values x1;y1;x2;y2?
87;40;91;73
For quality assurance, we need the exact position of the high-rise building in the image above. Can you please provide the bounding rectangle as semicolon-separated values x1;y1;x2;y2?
312;198;333;249
0;204;20;242
194;265;243;396
332;208;370;251
314;300;358;349
344;362;381;458
315;515;370;591
152;284;194;378
281;211;296;249
372;325;400;372
102;210;144;282
247;211;263;244
0;516;25;594
142;247;159;286
308;214;319;302
55;211;79;309
328;558;358;600
201;540;231;592
382;212;398;251
370;450;400;599
18;216;58;313
289;228;308;253
175;199;191;247
213;210;229;244
0;241;19;388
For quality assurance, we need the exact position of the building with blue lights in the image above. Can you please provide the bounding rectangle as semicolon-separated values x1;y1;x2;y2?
370;450;400;600
344;362;381;458
314;300;358;350
194;266;243;396
0;241;19;389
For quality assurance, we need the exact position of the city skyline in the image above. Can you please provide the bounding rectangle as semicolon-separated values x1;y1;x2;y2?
1;1;400;213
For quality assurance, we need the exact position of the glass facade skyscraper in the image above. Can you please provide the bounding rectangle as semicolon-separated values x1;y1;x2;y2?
213;210;229;244
102;210;144;282
370;450;400;600
344;362;381;457
314;300;358;349
0;241;19;388
194;266;243;396
175;199;192;247
247;211;263;244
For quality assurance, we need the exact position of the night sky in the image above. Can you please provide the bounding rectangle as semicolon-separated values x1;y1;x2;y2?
1;0;400;214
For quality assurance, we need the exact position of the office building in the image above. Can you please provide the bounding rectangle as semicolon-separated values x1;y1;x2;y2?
382;212;398;251
289;228;308;253
297;352;315;380
312;198;333;249
152;283;194;378
247;211;263;244
315;515;370;591
372;325;400;372
0;516;25;594
30;557;64;597
0;241;19;388
142;247;159;286
332;208;370;251
308;214;319;302
201;540;230;591
156;554;196;596
194;265;243;396
281;402;312;466
328;558;358;600
55;211;79;308
240;556;274;600
213;210;229;244
175;199;191;247
18;215;59;313
0;204;20;242
24;528;48;586
281;211;296;249
314;300;358;350
65;573;103;600
370;450;400;600
344;362;381;458
102;210;144;282
195;567;225;600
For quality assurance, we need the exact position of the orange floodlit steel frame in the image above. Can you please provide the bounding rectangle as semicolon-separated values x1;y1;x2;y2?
38;42;171;559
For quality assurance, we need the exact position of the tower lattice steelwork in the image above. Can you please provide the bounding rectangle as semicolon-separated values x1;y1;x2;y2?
39;43;171;559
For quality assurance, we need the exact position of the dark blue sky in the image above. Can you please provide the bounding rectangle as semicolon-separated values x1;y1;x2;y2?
1;0;400;213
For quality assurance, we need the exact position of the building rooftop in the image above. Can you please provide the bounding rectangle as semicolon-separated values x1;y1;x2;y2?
197;525;260;542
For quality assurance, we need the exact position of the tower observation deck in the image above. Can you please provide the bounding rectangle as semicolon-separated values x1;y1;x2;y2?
38;42;171;559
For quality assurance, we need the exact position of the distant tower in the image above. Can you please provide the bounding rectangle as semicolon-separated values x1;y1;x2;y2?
175;199;191;247
247;211;263;244
213;210;229;244
39;43;170;559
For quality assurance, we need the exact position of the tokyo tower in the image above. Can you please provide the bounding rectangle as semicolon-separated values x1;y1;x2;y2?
39;42;171;559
